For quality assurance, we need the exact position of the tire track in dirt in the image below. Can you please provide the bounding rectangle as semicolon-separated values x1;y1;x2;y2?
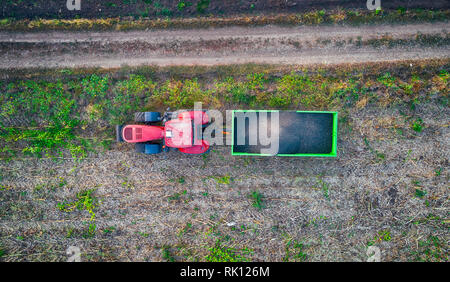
0;23;448;69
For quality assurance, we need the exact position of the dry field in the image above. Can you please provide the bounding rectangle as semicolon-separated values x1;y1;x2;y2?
0;3;448;262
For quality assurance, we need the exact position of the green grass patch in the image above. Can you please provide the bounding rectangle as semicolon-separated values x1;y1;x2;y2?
411;117;424;132
161;245;175;262
205;239;252;262
1;9;448;32
283;239;308;262
57;189;100;236
364;138;385;162
368;230;392;246
415;189;427;198
0;60;447;161
411;236;448;262
213;175;231;185
248;191;265;210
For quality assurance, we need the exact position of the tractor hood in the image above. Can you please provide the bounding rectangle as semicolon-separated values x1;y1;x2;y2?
164;119;194;148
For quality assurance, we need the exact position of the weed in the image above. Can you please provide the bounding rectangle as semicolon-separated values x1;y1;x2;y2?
155;79;207;108
377;72;399;90
317;178;330;199
411;236;447;262
121;177;134;189
364;138;385;162
177;1;191;11
108;74;155;124
411;117;424;132
81;74;109;101
162;245;175;262
283;239;307;262
248;191;264;210
57;189;99;236
103;226;116;234
0;61;447;163
213;175;231;185
196;0;209;13
66;228;75;238
168;190;187;202
0;80;91;159
205;240;251;262
307;215;328;227
178;222;192;236
138;231;150;238
368;230;391;246
415;189;427;198
434;168;441;176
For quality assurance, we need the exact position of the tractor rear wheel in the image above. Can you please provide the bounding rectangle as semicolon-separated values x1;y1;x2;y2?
134;112;161;123
135;143;162;154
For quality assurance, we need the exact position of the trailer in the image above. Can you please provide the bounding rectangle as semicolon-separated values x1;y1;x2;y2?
231;110;338;157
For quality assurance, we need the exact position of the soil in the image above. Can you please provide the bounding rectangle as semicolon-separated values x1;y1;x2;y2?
0;100;448;261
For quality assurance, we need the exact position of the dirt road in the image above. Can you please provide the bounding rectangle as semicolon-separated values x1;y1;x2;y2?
0;22;448;69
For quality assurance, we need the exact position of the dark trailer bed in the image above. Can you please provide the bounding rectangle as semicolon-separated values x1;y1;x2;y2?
231;110;338;157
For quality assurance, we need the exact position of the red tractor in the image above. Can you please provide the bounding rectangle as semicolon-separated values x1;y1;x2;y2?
116;110;210;154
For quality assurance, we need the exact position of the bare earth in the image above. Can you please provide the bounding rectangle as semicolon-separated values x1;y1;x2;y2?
0;22;449;69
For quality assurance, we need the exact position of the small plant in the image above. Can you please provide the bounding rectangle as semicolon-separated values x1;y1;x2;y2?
213;175;231;185
249;191;264;210
103;226;116;234
177;1;191;11
317;178;329;199
411;236;447;262
162;245;175;262
283;239;307;262
379;230;391;241
415;189;427;198
196;0;209;13
205;240;251;262
364;138;385;162
178;222;192;236
81;74;109;100
168;190;187;202
57;189;99;236
377;72;398;90
368;230;391;246
411;117;424;132
138;231;150;238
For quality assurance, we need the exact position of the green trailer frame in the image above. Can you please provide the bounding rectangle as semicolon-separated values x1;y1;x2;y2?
231;110;338;157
